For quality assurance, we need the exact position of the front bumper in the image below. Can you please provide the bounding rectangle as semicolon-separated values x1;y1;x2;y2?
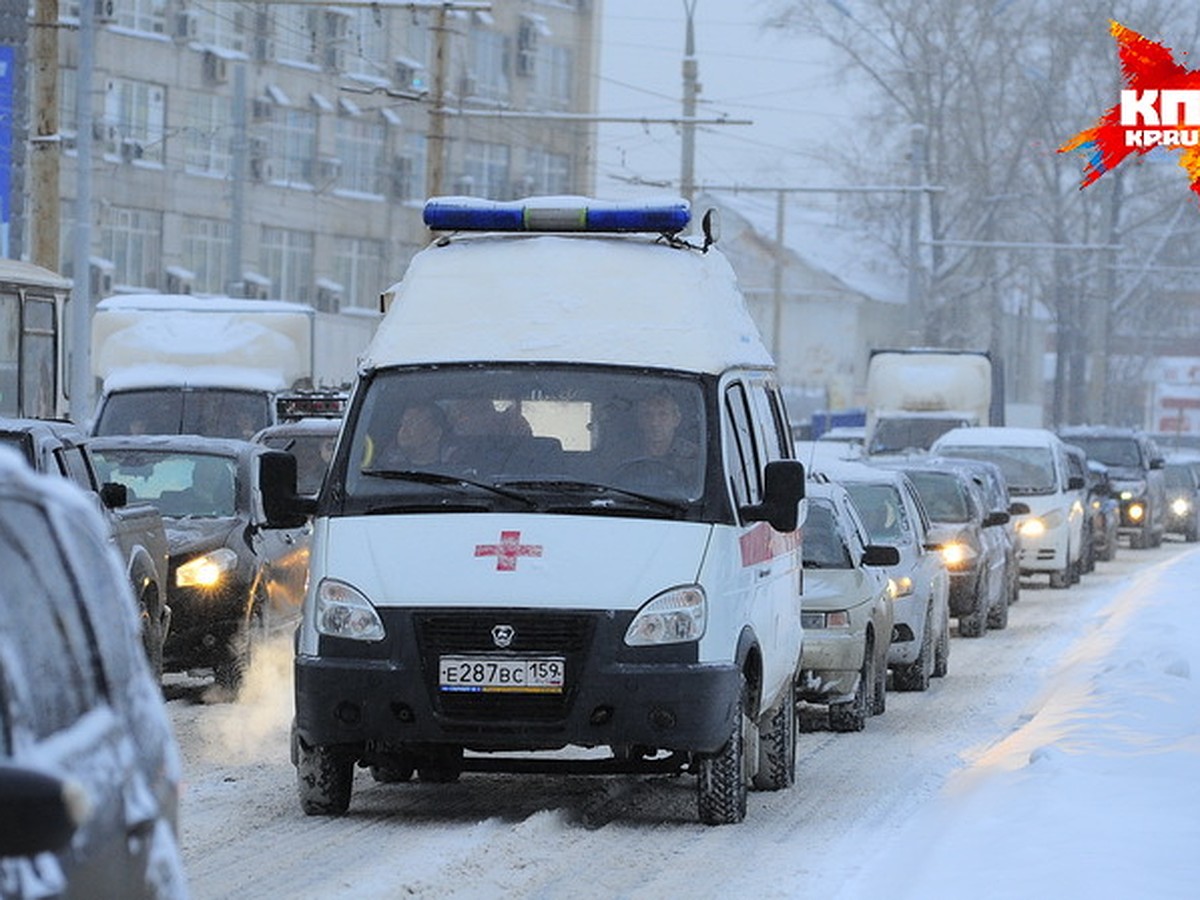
798;628;865;704
163;581;251;671
293;607;740;756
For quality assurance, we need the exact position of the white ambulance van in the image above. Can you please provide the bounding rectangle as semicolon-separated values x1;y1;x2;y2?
263;197;807;825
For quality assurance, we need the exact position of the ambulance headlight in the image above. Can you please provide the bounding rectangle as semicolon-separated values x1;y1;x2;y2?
625;586;706;646
315;578;385;642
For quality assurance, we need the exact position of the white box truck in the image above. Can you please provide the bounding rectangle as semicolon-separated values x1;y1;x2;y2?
864;348;1001;455
89;295;379;438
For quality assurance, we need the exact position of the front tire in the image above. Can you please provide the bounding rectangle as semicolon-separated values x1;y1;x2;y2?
752;680;796;792
1048;565;1071;589
987;588;1009;630
297;738;354;816
829;639;873;733
697;678;750;825
933;610;950;678
893;607;933;692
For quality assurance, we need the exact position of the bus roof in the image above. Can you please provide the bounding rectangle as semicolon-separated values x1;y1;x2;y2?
0;259;71;291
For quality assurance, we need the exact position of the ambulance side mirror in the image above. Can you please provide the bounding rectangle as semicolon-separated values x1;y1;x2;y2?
742;460;806;532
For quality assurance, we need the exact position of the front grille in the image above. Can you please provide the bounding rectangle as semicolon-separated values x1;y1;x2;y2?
414;611;594;722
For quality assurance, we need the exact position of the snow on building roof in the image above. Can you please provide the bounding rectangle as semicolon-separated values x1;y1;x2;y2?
366;233;775;374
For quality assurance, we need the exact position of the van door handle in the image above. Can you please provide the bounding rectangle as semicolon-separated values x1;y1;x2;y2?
757;566;772;579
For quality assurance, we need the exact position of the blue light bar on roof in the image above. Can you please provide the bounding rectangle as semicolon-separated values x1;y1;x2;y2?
423;196;691;234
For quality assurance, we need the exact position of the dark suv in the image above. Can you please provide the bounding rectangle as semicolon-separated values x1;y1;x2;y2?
1058;427;1166;549
0;448;186;897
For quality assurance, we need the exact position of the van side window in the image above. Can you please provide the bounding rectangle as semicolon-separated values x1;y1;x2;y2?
724;383;762;508
0;499;101;737
763;385;793;460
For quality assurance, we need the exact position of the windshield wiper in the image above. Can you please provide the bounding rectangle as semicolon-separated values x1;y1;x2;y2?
495;478;689;515
360;468;539;509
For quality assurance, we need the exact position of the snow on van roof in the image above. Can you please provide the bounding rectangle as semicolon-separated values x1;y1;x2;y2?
365;233;774;374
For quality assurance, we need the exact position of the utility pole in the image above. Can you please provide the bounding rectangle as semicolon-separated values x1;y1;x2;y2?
680;0;699;209
69;0;95;419
30;0;59;269
425;3;451;200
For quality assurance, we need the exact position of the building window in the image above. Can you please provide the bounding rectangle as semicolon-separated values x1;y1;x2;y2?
334;237;384;311
103;77;167;165
275;7;320;68
102;207;163;290
182;217;231;295
534;44;573;110
269;107;317;185
526;149;571;195
58;68;77;143
392;133;426;202
114;0;166;36
461;140;511;199
192;4;248;53
261;227;315;302
345;7;389;80
184;93;231;177
467;28;510;102
335;114;385;195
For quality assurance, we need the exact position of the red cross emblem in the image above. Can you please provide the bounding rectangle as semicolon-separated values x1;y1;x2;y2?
474;530;543;572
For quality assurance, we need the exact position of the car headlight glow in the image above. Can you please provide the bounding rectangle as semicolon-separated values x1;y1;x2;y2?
1127;502;1145;522
1172;497;1191;516
939;541;977;569
888;575;914;599
624;585;706;646
315;578;385;642
1018;518;1045;538
176;548;237;588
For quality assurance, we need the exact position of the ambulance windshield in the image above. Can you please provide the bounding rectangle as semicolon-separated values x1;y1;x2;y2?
341;365;708;515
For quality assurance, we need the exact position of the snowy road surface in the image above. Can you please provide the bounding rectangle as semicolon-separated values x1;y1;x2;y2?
170;540;1200;899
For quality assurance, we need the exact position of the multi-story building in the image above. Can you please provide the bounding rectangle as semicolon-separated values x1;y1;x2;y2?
16;1;601;309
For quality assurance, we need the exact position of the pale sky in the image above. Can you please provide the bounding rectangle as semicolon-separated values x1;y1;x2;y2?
596;1;856;198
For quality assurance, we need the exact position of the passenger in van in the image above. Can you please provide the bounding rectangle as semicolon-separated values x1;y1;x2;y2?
379;402;451;469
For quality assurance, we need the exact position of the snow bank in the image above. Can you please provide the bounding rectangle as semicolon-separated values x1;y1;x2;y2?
844;548;1200;900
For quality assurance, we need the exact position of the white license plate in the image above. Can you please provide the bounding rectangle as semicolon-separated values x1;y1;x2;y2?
438;655;565;693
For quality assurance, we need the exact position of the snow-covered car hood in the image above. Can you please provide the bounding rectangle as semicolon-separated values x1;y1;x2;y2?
317;514;714;609
802;568;884;612
163;516;241;556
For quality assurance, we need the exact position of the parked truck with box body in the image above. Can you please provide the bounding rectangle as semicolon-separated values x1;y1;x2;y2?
865;348;1001;455
89;295;377;438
